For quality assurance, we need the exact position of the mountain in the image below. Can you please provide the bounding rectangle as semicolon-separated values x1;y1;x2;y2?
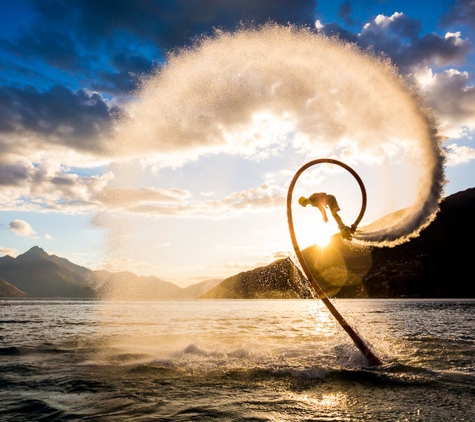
89;270;185;300
200;257;314;299
0;247;223;299
0;246;95;297
362;187;475;298
182;279;223;298
302;187;475;298
0;277;27;297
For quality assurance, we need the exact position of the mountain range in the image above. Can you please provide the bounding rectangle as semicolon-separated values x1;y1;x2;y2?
0;247;222;299
1;187;474;299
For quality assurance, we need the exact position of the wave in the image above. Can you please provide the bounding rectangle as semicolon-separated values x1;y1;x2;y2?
0;346;21;356
71;341;469;387
1;399;64;421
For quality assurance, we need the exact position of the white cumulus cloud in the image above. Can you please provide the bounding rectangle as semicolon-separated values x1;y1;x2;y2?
8;220;36;237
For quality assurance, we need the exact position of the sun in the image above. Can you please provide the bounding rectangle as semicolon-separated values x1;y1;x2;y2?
314;223;334;247
295;216;336;249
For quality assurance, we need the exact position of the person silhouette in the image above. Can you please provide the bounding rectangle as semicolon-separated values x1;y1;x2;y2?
298;193;353;240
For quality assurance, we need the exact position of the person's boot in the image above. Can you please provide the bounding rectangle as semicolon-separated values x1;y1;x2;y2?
339;225;353;241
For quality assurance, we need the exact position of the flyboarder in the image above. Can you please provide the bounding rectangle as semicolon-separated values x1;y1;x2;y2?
299;193;353;240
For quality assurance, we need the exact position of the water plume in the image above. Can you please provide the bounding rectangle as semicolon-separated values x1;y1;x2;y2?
110;24;445;254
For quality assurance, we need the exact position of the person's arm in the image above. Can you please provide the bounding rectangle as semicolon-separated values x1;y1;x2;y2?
317;204;328;222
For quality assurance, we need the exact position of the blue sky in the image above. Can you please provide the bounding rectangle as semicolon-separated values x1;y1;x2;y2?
1;0;474;286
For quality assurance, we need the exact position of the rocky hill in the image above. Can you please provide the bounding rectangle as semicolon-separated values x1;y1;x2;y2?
302;187;475;298
362;187;475;298
200;257;314;299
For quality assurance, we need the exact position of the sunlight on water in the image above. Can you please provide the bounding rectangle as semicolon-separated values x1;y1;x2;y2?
308;300;336;337
297;392;349;411
90;300;350;369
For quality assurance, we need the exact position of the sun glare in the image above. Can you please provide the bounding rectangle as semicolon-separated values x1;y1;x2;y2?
314;222;334;248
296;215;336;249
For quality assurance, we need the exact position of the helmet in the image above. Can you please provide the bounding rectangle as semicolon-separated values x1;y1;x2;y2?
298;197;308;206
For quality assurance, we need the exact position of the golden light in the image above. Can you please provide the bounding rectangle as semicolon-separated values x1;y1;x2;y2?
296;392;348;410
314;220;335;248
296;215;337;249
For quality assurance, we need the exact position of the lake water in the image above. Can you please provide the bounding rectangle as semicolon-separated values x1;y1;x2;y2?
1;299;474;421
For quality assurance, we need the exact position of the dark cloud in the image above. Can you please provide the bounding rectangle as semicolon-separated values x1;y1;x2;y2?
3;27;80;71
50;176;76;186
337;1;353;26
110;53;153;74
0;0;320;158
91;53;156;94
0;85;116;152
93;69;144;95
0;162;32;186
66;0;318;49
317;22;358;43
399;32;472;70
440;0;475;27
2;0;317;95
318;12;471;73
421;69;475;134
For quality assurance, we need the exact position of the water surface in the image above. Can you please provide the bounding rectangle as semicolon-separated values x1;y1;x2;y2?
1;299;474;421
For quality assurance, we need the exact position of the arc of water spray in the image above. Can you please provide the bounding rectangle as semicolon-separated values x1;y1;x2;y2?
286;158;382;367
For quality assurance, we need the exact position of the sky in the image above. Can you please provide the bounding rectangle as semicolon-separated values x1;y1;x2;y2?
1;0;475;287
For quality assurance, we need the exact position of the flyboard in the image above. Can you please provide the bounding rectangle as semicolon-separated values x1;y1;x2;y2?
286;158;382;366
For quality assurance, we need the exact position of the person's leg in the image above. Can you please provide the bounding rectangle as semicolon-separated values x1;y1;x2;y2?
330;208;344;227
327;196;344;227
327;196;352;240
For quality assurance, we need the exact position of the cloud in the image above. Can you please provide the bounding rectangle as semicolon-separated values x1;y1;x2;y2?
445;143;475;166
318;12;471;73
95;186;190;208
337;1;354;26
416;68;475;137
54;0;318;50
89;181;286;219
223;184;285;211
8;219;36;237
45;233;54;240
2;25;80;71
1;0;317;96
201;191;216;197
0;85;117;155
0;246;18;256
0;158;113;213
0;159;33;186
440;0;475;27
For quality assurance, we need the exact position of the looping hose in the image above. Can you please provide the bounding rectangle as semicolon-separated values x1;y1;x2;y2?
286;158;381;366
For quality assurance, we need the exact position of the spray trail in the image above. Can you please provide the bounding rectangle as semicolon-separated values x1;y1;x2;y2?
111;24;445;252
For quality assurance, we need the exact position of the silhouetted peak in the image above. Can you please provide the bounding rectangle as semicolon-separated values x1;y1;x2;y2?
20;246;49;260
